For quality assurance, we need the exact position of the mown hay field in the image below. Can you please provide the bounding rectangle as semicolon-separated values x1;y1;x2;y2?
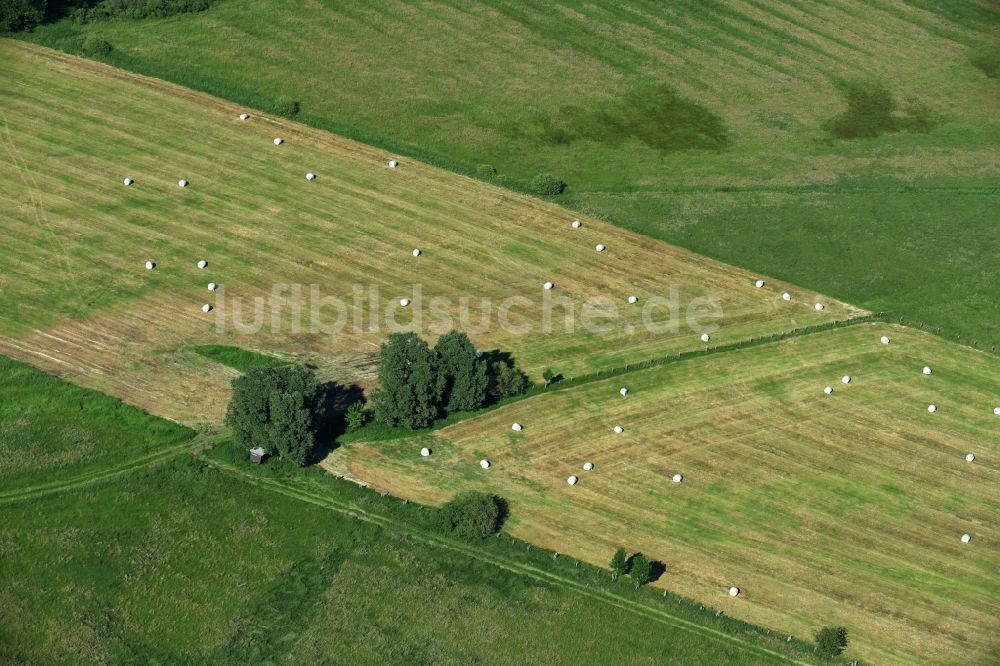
335;323;1000;664
0;42;856;423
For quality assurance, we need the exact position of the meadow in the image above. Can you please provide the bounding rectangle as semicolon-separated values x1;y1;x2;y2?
0;358;819;665
334;322;1000;664
0;41;855;424
22;0;1000;348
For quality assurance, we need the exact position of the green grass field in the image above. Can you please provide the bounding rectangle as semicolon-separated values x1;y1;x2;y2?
335;323;1000;664
22;0;1000;348
0;41;855;424
0;358;818;666
0;356;194;494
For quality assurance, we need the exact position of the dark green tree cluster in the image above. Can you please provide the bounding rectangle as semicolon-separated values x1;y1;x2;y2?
609;547;658;587
436;491;506;540
1;0;45;33
814;626;849;657
225;365;325;467
373;331;530;429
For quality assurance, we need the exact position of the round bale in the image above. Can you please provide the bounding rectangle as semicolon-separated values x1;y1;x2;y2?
207;282;218;291
619;387;628;396
627;295;638;304
672;473;683;483
595;244;606;253
927;404;938;413
782;292;791;301
965;453;975;462
306;172;316;181
701;333;710;343
480;459;491;469
273;138;283;145
729;586;740;598
824;386;833;395
178;179;188;188
144;261;155;270
399;298;411;307
842;375;852;385
567;475;578;485
881;336;890;345
202;304;213;313
583;462;594;471
388;159;398;168
420;447;431;457
571;220;582;229
815;303;824;311
239;113;249;120
197;260;208;269
754;279;765;288
543;282;554;290
923;366;933;375
123;178;133;186
613;425;624;434
511;423;523;431
412;248;421;257
961;533;971;544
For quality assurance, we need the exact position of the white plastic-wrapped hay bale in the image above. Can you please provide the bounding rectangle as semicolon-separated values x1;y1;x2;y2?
420;447;431;457
178;179;188;188
627;295;638;304
927;404;938;413
782;292;791;301
965;453;975;462
814;303;824;311
613;425;624;434
480;459;491;469
583;462;594;471
619;387;628;397
144;260;155;270
567;475;578;486
993;407;1000;416
306;172;316;181
388;159;398;168
754;279;765;288
197;260;208;269
412;248;421;257
881;336;890;345
399;298;411;307
728;586;740;598
273;137;283;145
543;282;554;290
511;422;523;431
239;113;249;120
923;366;933;375
571;219;582;229
961;533;971;544
123;177;133;186
672;473;683;483
207;282;218;291
595;244;606;253
824;386;833;395
202;304;213;313
842;375;852;385
700;333;710;343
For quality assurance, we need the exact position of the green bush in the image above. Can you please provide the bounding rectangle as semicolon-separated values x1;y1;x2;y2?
610;547;628;577
224;365;325;467
73;0;216;23
530;173;566;195
814;626;848;657
436;491;506;540
273;97;301;118
494;362;530;399
0;0;45;33
630;554;652;587
82;36;114;56
345;401;366;432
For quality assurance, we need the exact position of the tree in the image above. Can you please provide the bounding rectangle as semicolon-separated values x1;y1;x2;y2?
436;491;506;540
345;401;366;431
630;554;652;587
1;0;45;33
530;173;566;195
373;332;440;428
434;331;489;414
224;365;325;467
610;547;629;578
814;626;849;657
542;368;555;386
495;362;530;399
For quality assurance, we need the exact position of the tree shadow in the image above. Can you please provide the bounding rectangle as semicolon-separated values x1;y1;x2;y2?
308;381;364;464
648;560;666;584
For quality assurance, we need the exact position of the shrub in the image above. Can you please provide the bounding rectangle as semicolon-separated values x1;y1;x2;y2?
0;0;45;33
373;332;440;428
224;365;325;467
273;97;301;118
73;0;216;23
434;330;488;414
476;164;497;179
494;362;530;399
630;554;652;587
82;36;114;56
814;626;848;657
345;401;366;432
436;491;506;540
610;547;628;577
530;173;566;195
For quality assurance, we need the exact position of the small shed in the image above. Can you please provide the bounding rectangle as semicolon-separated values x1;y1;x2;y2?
249;447;267;464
